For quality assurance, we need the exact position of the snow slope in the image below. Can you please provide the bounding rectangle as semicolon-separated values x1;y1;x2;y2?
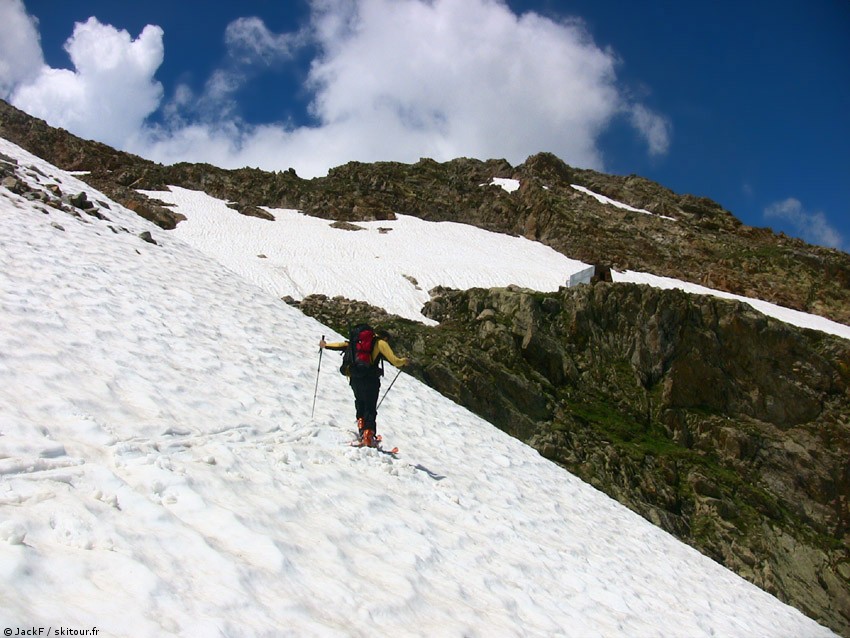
141;183;850;341
0;138;838;637
142;186;588;325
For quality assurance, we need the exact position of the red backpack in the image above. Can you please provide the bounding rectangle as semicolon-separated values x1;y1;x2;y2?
339;324;383;378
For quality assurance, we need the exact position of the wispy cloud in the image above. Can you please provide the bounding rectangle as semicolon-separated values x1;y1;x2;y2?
180;17;308;121
628;104;671;156
764;197;844;250
224;16;306;67
2;0;672;177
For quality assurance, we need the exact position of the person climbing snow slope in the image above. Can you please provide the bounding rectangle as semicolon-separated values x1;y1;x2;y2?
320;325;408;447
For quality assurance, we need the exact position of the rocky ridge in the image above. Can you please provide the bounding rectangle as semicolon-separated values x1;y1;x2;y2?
1;99;849;326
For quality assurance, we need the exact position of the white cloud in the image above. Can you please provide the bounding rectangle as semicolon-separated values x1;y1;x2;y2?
0;0;43;96
629;104;671;156
764;197;844;250
224;16;305;66
9;16;164;148
299;0;625;169
3;0;670;177
175;17;307;122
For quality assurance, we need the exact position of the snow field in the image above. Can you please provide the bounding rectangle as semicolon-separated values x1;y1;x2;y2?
145;181;850;342
0;138;838;637
147;185;590;325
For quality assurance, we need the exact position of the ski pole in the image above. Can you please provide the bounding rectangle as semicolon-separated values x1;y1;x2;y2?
377;368;402;409
311;335;324;419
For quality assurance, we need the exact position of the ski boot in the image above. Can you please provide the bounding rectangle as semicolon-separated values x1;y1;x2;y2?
361;429;377;448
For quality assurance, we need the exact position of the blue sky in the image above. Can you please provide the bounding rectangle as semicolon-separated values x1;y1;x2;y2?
2;0;848;253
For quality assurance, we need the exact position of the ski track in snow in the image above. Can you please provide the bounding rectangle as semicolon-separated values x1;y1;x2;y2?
0;138;840;637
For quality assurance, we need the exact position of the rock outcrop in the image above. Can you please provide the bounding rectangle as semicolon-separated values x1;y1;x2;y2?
293;285;850;636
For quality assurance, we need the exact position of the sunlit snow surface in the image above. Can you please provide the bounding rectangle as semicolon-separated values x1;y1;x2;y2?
149;185;588;324
489;177;521;193
145;182;850;341
0;138;839;637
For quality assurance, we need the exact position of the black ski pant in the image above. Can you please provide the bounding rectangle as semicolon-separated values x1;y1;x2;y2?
350;374;381;433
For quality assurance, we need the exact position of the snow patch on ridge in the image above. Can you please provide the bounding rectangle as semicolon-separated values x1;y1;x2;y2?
488;177;521;193
614;270;850;340
572;183;676;220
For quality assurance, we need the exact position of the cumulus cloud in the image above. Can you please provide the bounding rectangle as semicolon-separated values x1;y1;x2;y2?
764;198;844;250
0;0;44;95
3;0;671;177
304;0;623;167
9;16;164;148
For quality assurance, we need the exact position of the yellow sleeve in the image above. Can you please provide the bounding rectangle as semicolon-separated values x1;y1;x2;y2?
375;339;406;367
324;341;348;352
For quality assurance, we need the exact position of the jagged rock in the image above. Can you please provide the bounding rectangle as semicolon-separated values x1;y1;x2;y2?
68;191;93;209
226;202;275;221
591;264;613;283
122;197;185;230
330;221;366;231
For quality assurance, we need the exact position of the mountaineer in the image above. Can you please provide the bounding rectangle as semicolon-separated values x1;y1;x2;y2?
320;325;408;447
